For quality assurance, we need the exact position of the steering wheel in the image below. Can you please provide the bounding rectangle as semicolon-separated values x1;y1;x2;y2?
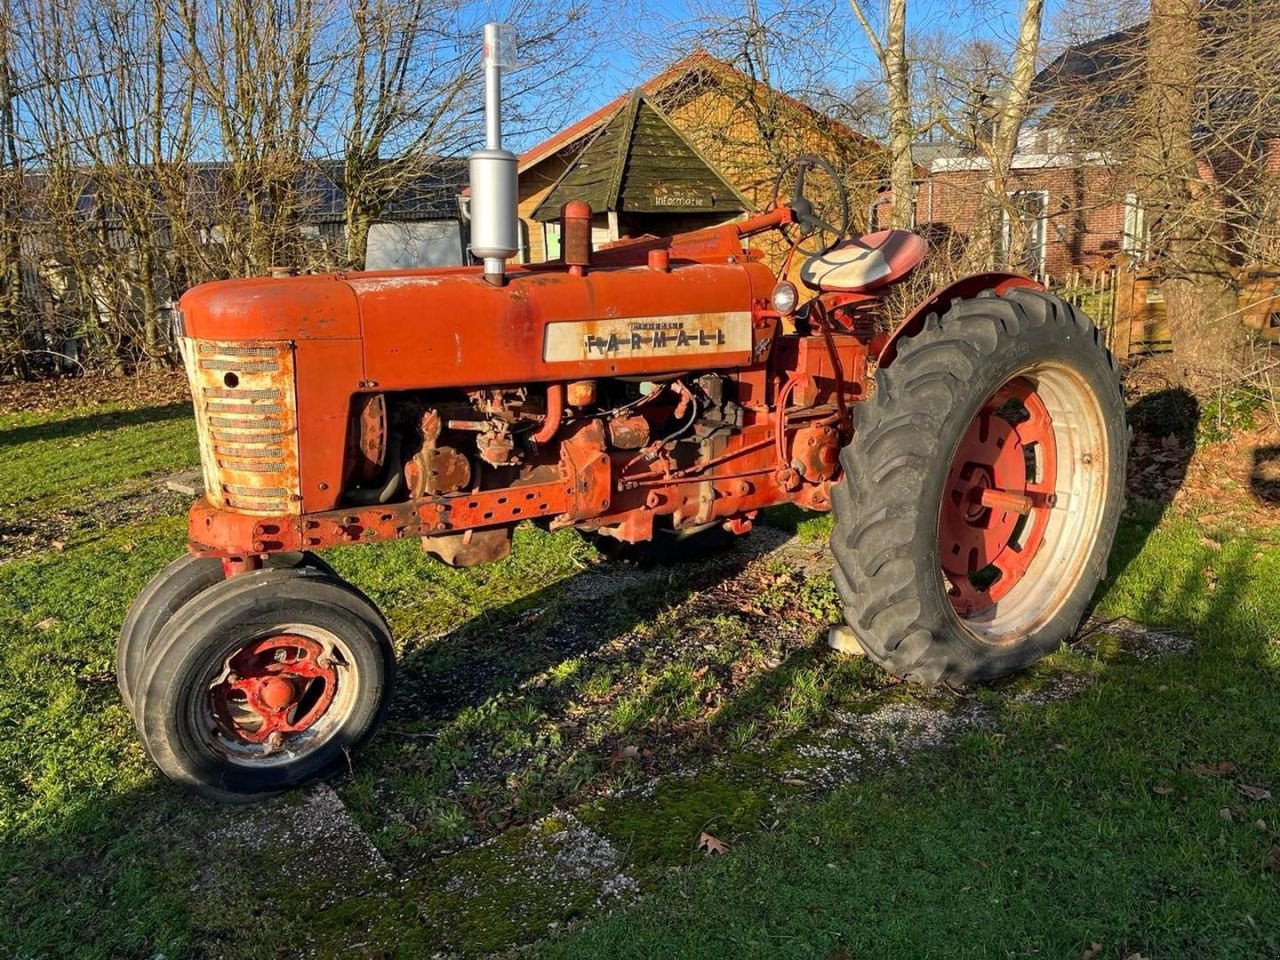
770;154;850;256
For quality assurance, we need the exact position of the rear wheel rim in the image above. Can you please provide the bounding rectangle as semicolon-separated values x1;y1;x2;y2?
202;625;360;765
938;363;1110;643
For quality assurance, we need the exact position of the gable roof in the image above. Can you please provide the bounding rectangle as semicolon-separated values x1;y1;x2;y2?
529;91;746;221
519;51;884;175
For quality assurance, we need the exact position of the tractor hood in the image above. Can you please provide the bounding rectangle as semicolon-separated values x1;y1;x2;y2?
178;257;778;390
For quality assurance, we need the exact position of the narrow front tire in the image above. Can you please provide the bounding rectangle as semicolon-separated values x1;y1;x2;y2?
132;567;395;802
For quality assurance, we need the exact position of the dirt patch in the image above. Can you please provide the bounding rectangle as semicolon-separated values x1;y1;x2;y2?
0;370;189;416
0;473;193;564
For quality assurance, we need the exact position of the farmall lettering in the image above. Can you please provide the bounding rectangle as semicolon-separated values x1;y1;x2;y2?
542;311;753;362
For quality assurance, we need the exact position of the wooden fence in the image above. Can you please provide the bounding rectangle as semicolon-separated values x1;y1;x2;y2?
1045;265;1280;360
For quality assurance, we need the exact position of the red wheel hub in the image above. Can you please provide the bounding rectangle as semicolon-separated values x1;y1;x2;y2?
209;635;339;745
940;378;1057;617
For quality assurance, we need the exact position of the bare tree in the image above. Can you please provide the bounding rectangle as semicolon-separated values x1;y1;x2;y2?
846;0;915;228
1135;0;1242;387
329;0;594;270
0;7;23;375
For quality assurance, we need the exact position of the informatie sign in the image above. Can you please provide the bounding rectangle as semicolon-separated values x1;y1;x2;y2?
650;185;713;209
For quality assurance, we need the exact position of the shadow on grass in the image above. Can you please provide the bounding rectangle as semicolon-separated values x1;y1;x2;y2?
0;402;191;449
1251;445;1280;506
8;389;1248;959
1102;388;1199;591
2;529;809;957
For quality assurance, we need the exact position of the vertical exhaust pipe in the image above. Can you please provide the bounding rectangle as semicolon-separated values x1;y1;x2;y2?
469;23;518;285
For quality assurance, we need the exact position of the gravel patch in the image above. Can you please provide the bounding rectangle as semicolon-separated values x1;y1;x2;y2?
1076;615;1197;660
205;782;392;907
784;699;993;789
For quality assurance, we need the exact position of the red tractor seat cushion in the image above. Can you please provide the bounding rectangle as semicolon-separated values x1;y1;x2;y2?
799;229;927;293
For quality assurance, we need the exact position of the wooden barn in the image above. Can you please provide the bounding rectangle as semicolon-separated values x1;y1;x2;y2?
513;53;891;268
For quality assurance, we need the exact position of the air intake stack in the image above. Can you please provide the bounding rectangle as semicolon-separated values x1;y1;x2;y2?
469;23;519;285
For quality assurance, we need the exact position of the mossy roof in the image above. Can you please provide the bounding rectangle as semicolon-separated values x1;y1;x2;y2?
530;91;745;222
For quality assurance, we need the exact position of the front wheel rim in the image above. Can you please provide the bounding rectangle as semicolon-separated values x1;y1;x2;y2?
938;363;1110;644
201;624;361;765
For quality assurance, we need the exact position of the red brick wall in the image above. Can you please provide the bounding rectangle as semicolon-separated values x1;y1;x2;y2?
918;163;1136;278
916;137;1280;276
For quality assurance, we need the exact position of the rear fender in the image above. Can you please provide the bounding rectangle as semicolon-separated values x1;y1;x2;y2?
877;272;1042;367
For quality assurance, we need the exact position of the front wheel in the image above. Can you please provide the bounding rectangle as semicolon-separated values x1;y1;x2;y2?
116;551;335;713
132;567;395;802
830;287;1127;685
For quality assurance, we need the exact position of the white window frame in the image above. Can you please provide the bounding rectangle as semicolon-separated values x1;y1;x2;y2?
1122;193;1147;257
1002;189;1049;277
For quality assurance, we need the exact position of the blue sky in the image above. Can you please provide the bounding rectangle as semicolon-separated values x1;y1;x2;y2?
503;0;1122;151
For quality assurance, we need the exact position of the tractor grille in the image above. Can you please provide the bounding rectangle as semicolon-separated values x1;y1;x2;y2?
180;339;301;515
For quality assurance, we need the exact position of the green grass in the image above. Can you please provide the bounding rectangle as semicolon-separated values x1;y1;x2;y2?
0;402;198;522
547;510;1280;959
3;390;1279;958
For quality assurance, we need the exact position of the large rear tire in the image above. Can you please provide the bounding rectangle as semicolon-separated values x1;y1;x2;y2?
830;287;1126;685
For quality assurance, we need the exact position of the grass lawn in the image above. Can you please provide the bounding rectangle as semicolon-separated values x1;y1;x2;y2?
1;387;1277;959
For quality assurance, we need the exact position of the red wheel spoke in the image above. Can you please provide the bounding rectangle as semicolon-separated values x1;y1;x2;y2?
997;542;1031;576
948;576;988;616
209;634;340;748
942;376;1058;617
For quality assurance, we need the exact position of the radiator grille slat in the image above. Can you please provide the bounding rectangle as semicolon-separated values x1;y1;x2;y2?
181;338;300;516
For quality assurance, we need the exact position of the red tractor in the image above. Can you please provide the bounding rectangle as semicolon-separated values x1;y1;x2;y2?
118;27;1127;801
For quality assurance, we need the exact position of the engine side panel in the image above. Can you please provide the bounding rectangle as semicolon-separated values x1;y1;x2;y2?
351;260;778;389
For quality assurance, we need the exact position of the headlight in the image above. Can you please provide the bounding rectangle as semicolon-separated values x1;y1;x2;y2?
772;281;798;315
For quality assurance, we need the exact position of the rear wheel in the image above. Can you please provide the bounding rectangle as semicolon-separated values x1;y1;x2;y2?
132;567;394;802
830;288;1126;684
117;551;334;713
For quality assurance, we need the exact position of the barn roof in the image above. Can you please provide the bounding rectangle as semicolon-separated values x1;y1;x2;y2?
518;51;888;177
529;91;745;222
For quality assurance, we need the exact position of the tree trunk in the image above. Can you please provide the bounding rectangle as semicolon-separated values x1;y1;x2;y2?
345;203;371;272
1139;0;1247;391
883;0;914;228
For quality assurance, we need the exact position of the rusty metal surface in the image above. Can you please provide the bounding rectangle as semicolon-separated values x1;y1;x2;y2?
181;337;301;516
606;415;650;449
345;393;387;485
174;207;1054;571
422;528;512;567
790;424;841;482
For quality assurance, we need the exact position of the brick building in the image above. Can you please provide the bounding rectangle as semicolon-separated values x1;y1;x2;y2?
914;135;1141;279
914;8;1280;280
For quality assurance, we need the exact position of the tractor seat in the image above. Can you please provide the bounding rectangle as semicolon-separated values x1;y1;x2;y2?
799;229;927;293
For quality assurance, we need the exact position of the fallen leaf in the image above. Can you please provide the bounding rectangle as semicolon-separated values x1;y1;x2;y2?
782;778;810;787
618;744;640;761
50;540;66;552
1220;807;1234;823
1080;943;1103;960
1152;783;1175;796
1266;848;1280;874
697;832;728;856
1238;783;1273;802
1199;535;1222;551
1256;819;1268;831
1125;954;1147;960
35;617;59;631
1191;761;1236;778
